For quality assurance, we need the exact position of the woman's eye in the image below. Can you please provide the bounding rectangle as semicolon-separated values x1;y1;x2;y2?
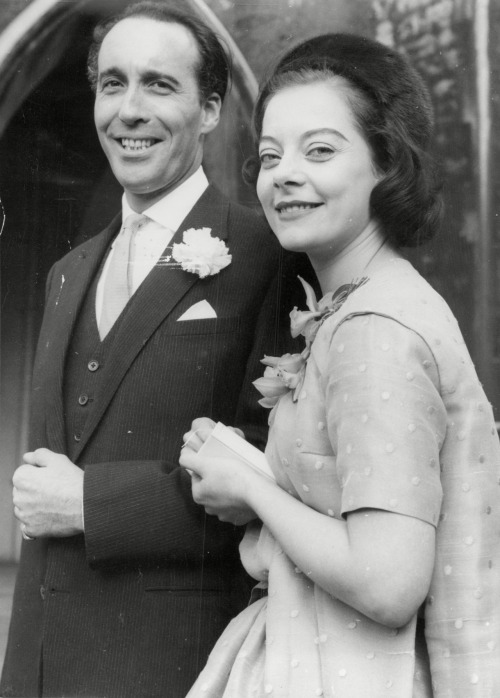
307;145;335;160
259;152;280;167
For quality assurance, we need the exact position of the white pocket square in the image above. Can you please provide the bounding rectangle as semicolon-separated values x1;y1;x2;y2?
177;300;217;321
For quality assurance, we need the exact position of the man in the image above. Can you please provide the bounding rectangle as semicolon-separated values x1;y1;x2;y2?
0;3;282;696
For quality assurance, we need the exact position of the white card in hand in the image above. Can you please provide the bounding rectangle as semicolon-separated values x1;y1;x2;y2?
198;422;276;482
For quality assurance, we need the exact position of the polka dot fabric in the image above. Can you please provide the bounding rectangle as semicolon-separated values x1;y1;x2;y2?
322;314;445;527
187;259;500;698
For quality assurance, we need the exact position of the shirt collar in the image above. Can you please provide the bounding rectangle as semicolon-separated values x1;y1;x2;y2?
122;167;209;232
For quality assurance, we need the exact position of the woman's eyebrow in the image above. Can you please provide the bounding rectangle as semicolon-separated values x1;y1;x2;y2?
302;128;349;142
258;135;280;147
259;128;349;145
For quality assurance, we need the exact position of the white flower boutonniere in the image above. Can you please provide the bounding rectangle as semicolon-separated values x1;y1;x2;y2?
171;227;231;279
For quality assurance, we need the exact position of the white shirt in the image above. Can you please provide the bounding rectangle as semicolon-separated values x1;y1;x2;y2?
96;168;209;321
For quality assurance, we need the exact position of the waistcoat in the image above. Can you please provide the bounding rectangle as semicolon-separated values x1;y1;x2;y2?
63;272;120;461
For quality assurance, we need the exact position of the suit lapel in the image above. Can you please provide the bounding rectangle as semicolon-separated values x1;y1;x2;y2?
42;217;121;453
72;186;230;460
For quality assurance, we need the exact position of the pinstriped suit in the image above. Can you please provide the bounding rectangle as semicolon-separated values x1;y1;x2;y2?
1;185;282;698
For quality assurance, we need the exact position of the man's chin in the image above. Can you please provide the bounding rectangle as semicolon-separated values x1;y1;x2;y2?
122;184;171;210
111;169;160;199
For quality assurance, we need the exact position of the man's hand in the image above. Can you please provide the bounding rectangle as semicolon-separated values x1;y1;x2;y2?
12;448;84;538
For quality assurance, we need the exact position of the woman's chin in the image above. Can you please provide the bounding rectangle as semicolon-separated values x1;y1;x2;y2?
271;231;309;254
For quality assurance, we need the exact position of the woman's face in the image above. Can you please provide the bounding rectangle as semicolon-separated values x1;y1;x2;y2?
256;80;380;267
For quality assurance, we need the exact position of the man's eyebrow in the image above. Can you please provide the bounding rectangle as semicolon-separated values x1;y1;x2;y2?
97;67;181;88
97;67;125;82
140;69;181;87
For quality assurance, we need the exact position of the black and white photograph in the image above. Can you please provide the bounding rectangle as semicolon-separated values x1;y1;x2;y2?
0;1;499;696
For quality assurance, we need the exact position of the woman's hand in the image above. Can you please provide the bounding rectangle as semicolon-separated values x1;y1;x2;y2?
182;417;244;452
179;446;268;526
181;417;216;453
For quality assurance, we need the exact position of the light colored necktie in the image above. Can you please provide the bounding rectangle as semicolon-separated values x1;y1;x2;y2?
99;213;148;339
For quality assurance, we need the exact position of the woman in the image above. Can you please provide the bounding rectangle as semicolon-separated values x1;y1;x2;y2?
180;34;500;697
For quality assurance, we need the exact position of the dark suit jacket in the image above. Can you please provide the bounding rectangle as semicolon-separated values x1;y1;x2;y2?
1;186;283;698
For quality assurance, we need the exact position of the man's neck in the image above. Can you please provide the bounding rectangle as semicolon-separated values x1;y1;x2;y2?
122;168;209;232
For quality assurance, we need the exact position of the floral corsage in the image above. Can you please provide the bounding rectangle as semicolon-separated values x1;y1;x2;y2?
253;275;368;408
171;227;231;279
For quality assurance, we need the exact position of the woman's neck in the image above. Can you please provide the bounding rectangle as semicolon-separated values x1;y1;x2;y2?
311;223;401;295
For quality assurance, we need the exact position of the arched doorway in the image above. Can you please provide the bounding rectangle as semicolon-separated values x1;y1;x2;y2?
0;0;259;561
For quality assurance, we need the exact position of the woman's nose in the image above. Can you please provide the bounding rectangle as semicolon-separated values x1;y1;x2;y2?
272;154;305;188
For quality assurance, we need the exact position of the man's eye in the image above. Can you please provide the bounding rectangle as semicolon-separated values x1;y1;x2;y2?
150;81;174;93
100;79;122;92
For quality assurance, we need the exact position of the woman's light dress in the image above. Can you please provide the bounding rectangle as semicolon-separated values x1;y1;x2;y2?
187;258;500;698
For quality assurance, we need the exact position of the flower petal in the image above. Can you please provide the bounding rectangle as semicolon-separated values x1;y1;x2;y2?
262;353;304;372
171;228;231;278
297;275;319;312
253;376;289;399
258;396;280;409
290;308;321;338
277;353;304;372
261;355;282;368
263;365;280;378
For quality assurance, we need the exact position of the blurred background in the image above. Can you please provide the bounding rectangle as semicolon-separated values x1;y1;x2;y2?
0;0;498;568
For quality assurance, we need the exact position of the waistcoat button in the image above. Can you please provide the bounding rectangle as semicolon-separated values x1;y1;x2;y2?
88;360;99;372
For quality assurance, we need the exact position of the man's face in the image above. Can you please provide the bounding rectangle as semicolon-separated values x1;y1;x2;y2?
94;17;221;211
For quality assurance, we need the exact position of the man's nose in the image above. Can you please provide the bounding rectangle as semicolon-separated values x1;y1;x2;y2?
118;86;148;124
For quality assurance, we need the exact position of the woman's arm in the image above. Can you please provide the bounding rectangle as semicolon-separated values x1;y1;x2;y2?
180;449;434;628
247;479;436;628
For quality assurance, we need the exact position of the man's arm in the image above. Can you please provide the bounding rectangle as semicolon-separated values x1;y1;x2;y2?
13;449;243;567
83;455;241;567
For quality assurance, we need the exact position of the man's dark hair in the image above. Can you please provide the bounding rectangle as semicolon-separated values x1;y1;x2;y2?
245;33;442;247
87;0;231;102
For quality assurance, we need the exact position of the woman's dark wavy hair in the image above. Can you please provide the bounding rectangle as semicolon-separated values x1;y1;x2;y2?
87;0;232;103
245;33;442;247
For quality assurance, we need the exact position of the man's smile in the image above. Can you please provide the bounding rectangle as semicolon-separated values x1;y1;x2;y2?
116;137;161;151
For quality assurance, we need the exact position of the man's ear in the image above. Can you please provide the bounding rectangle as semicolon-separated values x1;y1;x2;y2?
201;92;222;135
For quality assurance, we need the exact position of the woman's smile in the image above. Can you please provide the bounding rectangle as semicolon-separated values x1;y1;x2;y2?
275;200;324;219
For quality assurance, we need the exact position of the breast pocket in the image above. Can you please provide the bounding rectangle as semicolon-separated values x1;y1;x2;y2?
170;316;240;336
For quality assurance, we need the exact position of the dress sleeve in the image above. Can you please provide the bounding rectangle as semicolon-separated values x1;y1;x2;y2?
323;313;446;526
